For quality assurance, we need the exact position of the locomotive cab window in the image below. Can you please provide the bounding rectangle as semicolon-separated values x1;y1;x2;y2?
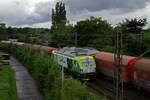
67;58;73;69
74;61;79;68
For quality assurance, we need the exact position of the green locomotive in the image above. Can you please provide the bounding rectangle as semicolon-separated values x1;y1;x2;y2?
52;47;98;78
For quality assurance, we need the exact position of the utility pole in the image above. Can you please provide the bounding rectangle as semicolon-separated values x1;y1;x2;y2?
61;65;64;89
114;32;123;100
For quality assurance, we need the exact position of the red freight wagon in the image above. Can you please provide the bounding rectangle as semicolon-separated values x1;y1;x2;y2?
40;46;58;54
94;52;135;82
24;43;31;49
32;45;42;51
133;58;150;92
23;44;58;54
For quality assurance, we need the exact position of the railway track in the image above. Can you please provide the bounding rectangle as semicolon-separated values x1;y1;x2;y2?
86;76;150;100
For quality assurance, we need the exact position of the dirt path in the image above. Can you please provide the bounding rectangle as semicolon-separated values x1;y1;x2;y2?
10;57;44;100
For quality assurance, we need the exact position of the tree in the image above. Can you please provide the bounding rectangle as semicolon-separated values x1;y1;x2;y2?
116;18;147;34
51;2;66;26
50;2;69;47
74;17;113;50
0;23;7;40
116;18;147;55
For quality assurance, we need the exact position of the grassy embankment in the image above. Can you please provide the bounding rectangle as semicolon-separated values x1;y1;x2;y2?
0;57;16;100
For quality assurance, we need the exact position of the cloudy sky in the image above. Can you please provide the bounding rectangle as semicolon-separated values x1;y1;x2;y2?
1;0;150;28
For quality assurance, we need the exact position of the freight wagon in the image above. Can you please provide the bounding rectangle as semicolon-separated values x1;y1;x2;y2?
94;52;150;93
94;52;136;82
133;58;150;92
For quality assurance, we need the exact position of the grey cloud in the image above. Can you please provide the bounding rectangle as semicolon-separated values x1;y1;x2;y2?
64;0;149;13
11;1;52;25
0;1;53;26
33;2;52;22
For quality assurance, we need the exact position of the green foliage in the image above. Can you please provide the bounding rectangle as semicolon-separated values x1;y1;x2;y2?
0;23;7;40
116;18;147;34
143;29;150;56
102;46;115;53
115;18;147;55
0;25;50;45
0;43;102;100
144;30;150;47
50;24;74;47
51;2;67;26
74;17;113;50
50;2;74;47
62;78;106;100
28;37;40;44
0;64;16;100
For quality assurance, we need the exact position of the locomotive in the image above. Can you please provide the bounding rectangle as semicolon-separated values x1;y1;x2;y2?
1;41;150;93
52;47;98;78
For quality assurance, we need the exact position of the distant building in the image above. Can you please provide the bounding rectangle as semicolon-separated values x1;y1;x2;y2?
8;39;18;42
